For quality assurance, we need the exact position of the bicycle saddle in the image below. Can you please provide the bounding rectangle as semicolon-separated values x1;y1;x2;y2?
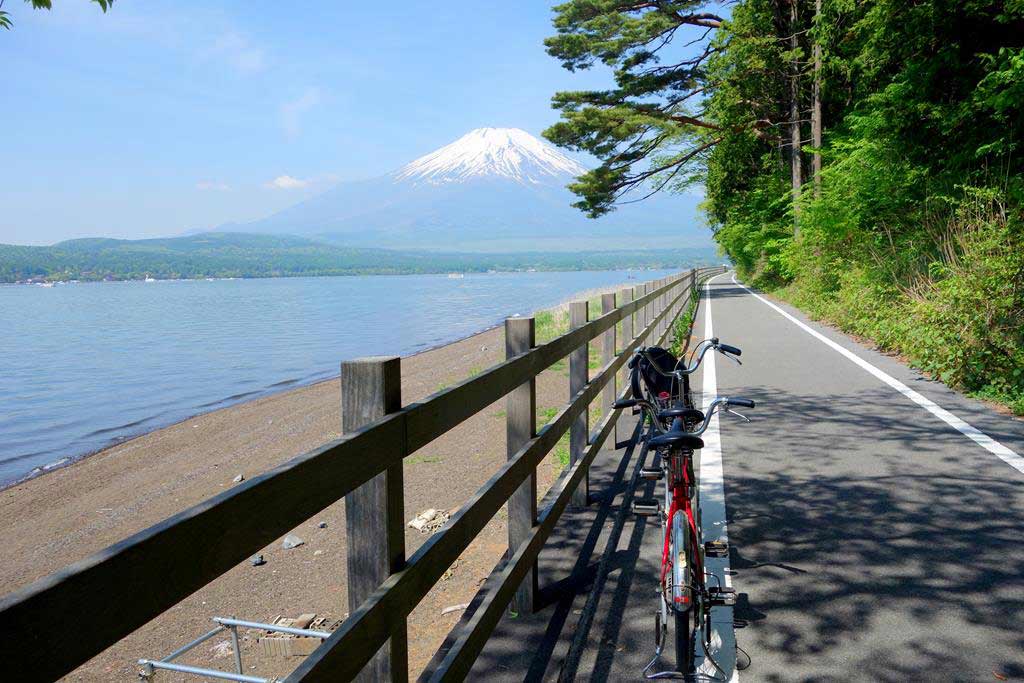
657;407;705;423
648;430;704;450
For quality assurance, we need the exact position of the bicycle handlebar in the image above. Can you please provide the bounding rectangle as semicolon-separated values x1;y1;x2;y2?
632;338;743;380
613;396;755;437
718;342;742;357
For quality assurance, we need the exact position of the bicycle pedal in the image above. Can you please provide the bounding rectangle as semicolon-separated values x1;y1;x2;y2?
704;540;729;558
631;498;661;517
708;587;737;607
639;466;663;481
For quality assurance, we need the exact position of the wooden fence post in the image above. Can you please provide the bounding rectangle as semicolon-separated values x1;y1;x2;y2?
601;293;616;425
652;280;660;340
651;280;659;340
662;278;671;344
643;282;651;344
636;284;645;343
616;288;633;445
658;278;667;339
341;357;407;683
569;300;589;507
670;275;680;339
505;317;537;614
676;274;684;326
667;278;675;335
634;284;645;344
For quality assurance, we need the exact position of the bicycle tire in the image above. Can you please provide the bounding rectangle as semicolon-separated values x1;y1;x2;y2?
670;510;698;674
674;604;696;674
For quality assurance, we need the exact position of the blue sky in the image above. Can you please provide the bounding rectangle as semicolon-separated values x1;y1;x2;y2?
2;2;708;246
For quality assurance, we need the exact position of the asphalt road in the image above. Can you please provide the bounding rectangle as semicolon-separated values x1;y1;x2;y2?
464;272;1024;682
698;273;1024;682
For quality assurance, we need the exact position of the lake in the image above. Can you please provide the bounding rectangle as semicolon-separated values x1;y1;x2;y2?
0;269;678;486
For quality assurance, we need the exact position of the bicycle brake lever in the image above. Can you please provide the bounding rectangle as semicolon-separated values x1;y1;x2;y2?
724;407;751;423
717;348;743;365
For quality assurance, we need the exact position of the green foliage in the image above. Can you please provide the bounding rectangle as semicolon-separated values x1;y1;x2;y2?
538;406;572;469
669;283;701;357
534;310;566;344
701;0;1024;413
543;1;726;215
2;0;111;30
548;0;1024;412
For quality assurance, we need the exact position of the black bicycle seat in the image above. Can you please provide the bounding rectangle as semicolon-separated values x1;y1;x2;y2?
657;407;705;423
648;430;704;450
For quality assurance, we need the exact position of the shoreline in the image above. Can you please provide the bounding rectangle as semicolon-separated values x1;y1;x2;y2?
3;262;702;286
0;272;670;681
3;277;646;492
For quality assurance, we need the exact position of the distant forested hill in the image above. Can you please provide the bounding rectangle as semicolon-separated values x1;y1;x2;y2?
0;233;719;283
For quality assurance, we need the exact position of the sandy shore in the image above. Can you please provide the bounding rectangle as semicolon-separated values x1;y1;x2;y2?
0;280;644;681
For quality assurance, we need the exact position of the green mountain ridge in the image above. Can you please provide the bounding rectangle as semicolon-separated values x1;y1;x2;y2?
0;232;719;283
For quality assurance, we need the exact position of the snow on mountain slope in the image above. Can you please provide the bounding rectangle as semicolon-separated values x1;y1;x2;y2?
393;127;587;185
236;128;711;251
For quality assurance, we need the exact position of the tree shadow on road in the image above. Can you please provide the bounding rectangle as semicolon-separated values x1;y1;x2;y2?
455;385;1024;682
720;387;1024;681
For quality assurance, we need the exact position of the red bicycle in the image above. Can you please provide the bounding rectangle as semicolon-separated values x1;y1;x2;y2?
616;340;753;679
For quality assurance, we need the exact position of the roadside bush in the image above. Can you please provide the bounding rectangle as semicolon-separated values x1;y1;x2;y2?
781;186;1024;414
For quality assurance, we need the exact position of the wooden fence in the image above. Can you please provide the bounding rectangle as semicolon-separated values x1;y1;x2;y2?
0;266;724;682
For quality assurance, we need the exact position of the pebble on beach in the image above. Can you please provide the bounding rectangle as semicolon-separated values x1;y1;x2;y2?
282;533;304;549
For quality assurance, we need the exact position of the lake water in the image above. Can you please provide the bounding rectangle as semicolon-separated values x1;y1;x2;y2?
0;269;677;486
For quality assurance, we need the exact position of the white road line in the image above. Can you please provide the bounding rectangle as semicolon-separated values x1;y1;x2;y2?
731;273;1024;476
698;273;739;681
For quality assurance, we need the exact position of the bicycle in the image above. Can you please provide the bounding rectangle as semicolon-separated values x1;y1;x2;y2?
616;339;753;680
626;338;743;428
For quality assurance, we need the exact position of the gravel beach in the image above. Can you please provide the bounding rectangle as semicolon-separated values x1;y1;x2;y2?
0;281;641;681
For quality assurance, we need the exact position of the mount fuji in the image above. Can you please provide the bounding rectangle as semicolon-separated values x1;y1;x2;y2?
238;128;709;252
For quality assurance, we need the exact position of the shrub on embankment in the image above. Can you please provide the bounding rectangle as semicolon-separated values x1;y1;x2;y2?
704;0;1024;415
776;189;1024;415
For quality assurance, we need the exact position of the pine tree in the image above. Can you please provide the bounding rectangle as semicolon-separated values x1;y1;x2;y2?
543;1;775;217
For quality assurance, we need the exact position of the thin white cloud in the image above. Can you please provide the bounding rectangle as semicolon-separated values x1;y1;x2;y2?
281;88;322;139
264;175;310;190
196;180;230;191
204;31;265;74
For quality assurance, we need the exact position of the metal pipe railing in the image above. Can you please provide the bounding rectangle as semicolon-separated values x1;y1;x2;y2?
213;616;332;640
138;659;269;683
139;615;332;682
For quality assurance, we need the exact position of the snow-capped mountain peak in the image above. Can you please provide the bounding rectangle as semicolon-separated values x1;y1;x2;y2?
393;127;587;185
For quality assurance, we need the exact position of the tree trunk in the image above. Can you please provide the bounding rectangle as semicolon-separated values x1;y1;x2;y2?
789;0;802;236
811;0;822;197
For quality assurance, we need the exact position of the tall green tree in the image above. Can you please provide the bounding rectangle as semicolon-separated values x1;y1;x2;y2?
542;1;778;218
547;0;1024;412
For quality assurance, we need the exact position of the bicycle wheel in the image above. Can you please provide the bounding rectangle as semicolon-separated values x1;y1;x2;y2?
674;604;695;674
670;510;697;674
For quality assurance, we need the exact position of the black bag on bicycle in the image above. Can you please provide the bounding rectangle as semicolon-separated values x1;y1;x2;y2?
630;346;679;401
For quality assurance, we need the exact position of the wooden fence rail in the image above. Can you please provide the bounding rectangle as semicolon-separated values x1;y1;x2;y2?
0;266;724;683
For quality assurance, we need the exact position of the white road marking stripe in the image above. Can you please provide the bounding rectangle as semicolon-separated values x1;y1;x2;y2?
731;273;1024;476
698;273;739;681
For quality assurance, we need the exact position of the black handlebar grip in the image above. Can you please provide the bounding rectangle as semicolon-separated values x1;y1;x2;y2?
718;343;742;356
728;397;755;408
614;398;638;409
